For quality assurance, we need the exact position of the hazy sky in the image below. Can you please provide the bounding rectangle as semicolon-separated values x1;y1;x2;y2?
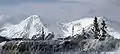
0;0;120;35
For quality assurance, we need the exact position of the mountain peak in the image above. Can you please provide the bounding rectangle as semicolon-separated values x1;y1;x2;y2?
23;15;40;23
60;17;120;39
0;15;49;39
27;15;39;20
59;17;102;36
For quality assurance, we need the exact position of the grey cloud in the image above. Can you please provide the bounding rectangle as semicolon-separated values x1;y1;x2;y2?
0;0;57;5
0;0;120;35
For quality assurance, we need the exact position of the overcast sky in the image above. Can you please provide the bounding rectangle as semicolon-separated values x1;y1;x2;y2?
0;0;120;35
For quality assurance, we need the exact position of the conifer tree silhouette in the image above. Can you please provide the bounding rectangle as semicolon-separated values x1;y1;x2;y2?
100;19;107;41
93;17;100;39
41;27;45;40
82;28;87;39
72;26;74;36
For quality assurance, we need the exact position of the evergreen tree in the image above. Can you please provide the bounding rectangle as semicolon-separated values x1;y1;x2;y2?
93;17;100;39
82;28;87;39
82;28;85;35
99;19;107;41
45;32;55;40
41;27;45;40
72;26;74;36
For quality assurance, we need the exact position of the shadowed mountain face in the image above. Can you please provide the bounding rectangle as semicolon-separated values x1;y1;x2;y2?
0;36;10;43
1;38;120;53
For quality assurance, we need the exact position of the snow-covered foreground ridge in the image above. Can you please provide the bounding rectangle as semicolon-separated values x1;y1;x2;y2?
0;15;49;39
59;17;120;39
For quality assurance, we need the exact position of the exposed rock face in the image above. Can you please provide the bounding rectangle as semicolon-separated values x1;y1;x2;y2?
1;36;120;52
1;40;80;52
0;36;10;43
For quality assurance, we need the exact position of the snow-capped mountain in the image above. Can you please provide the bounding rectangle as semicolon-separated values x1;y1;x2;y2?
58;16;120;52
0;16;120;53
59;17;120;39
0;15;49;39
